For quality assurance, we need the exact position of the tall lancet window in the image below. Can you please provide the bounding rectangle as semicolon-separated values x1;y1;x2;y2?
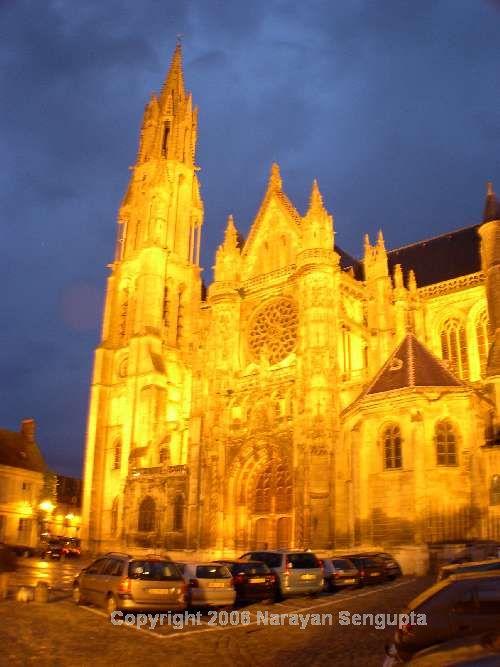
119;289;129;341
162;286;170;329
161;121;170;156
176;288;185;345
440;318;468;379
475;309;489;377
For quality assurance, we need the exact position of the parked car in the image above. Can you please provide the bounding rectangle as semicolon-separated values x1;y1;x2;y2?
343;554;386;585
407;630;500;665
215;559;276;603
62;538;81;559
389;572;500;661
238;550;323;599
73;552;186;614
177;562;235;609
43;542;64;560
368;552;402;580
437;557;500;582
9;544;35;558
322;557;360;592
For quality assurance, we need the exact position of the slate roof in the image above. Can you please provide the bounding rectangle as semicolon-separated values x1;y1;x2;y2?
386;225;482;288
0;429;47;473
366;333;463;396
337;246;364;280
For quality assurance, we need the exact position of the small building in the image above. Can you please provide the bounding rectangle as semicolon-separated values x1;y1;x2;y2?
0;419;47;548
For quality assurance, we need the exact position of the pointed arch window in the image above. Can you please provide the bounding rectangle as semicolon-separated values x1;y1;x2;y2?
119;289;129;340
161;121;170;156
176;288;185;345
162;286;170;329
383;424;402;469
475;309;489;377
138;496;156;532
112;439;122;470
435;420;458;466
342;326;352;376
111;497;119;534
173;494;184;531
440;318;468;379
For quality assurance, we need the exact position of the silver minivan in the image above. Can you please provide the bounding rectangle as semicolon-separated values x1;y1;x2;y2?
239;550;323;599
177;562;236;608
73;552;186;614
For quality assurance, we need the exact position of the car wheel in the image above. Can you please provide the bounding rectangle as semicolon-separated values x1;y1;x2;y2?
73;585;86;605
106;594;119;615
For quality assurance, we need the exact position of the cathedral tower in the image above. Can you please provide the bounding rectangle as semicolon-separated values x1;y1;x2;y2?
82;44;203;550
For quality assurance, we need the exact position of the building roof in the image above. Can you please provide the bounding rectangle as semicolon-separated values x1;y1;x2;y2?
337;245;364;280
0;428;47;473
366;333;463;396
386;224;482;288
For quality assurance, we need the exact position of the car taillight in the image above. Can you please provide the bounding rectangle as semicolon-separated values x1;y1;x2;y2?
118;578;132;595
317;559;324;568
189;578;199;588
360;570;365;577
267;574;276;583
233;575;245;585
333;571;340;578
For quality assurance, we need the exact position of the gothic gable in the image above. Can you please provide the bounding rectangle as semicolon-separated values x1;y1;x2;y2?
242;164;301;279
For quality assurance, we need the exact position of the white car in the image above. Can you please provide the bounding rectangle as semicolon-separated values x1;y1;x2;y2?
176;562;236;608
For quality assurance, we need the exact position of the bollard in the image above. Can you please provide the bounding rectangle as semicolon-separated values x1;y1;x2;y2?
34;581;49;603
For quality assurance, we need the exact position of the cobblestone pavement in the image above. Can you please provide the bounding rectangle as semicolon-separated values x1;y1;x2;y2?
0;575;433;666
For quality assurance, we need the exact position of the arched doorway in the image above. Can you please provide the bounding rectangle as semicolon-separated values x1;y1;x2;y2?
251;460;292;549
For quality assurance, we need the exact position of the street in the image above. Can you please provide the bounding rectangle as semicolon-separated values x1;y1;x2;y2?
1;559;432;666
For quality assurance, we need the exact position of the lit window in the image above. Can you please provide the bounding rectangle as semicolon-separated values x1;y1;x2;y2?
440;318;468;379
435;420;458;466
383;424;402;469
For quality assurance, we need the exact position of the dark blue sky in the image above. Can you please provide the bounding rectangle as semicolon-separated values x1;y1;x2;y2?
1;1;499;477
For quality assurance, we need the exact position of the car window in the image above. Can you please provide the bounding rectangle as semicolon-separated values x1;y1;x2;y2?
333;559;354;569
86;558;108;575
231;562;270;576
287;553;319;569
477;588;500;613
103;559;124;576
129;560;182;581
196;565;231;579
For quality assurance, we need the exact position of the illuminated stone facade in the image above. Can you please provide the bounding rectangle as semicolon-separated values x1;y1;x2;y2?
82;45;500;555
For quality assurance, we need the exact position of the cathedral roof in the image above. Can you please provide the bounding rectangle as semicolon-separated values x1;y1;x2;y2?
0;427;47;473
365;333;463;396
336;246;364;280
386;224;481;287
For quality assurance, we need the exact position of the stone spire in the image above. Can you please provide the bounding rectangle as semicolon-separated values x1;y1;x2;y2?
268;162;282;191
160;42;185;105
303;179;334;250
483;181;500;223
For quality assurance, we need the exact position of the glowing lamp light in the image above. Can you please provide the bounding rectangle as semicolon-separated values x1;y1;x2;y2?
39;500;55;513
65;513;75;521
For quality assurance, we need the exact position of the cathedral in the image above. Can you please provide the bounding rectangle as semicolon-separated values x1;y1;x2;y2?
81;44;500;557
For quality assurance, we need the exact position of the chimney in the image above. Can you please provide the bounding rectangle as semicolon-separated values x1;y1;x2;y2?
21;419;36;442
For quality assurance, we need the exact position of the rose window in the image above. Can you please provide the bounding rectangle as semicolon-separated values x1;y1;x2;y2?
248;298;298;364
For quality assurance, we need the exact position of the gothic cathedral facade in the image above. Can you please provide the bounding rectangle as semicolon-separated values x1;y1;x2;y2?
82;45;500;555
